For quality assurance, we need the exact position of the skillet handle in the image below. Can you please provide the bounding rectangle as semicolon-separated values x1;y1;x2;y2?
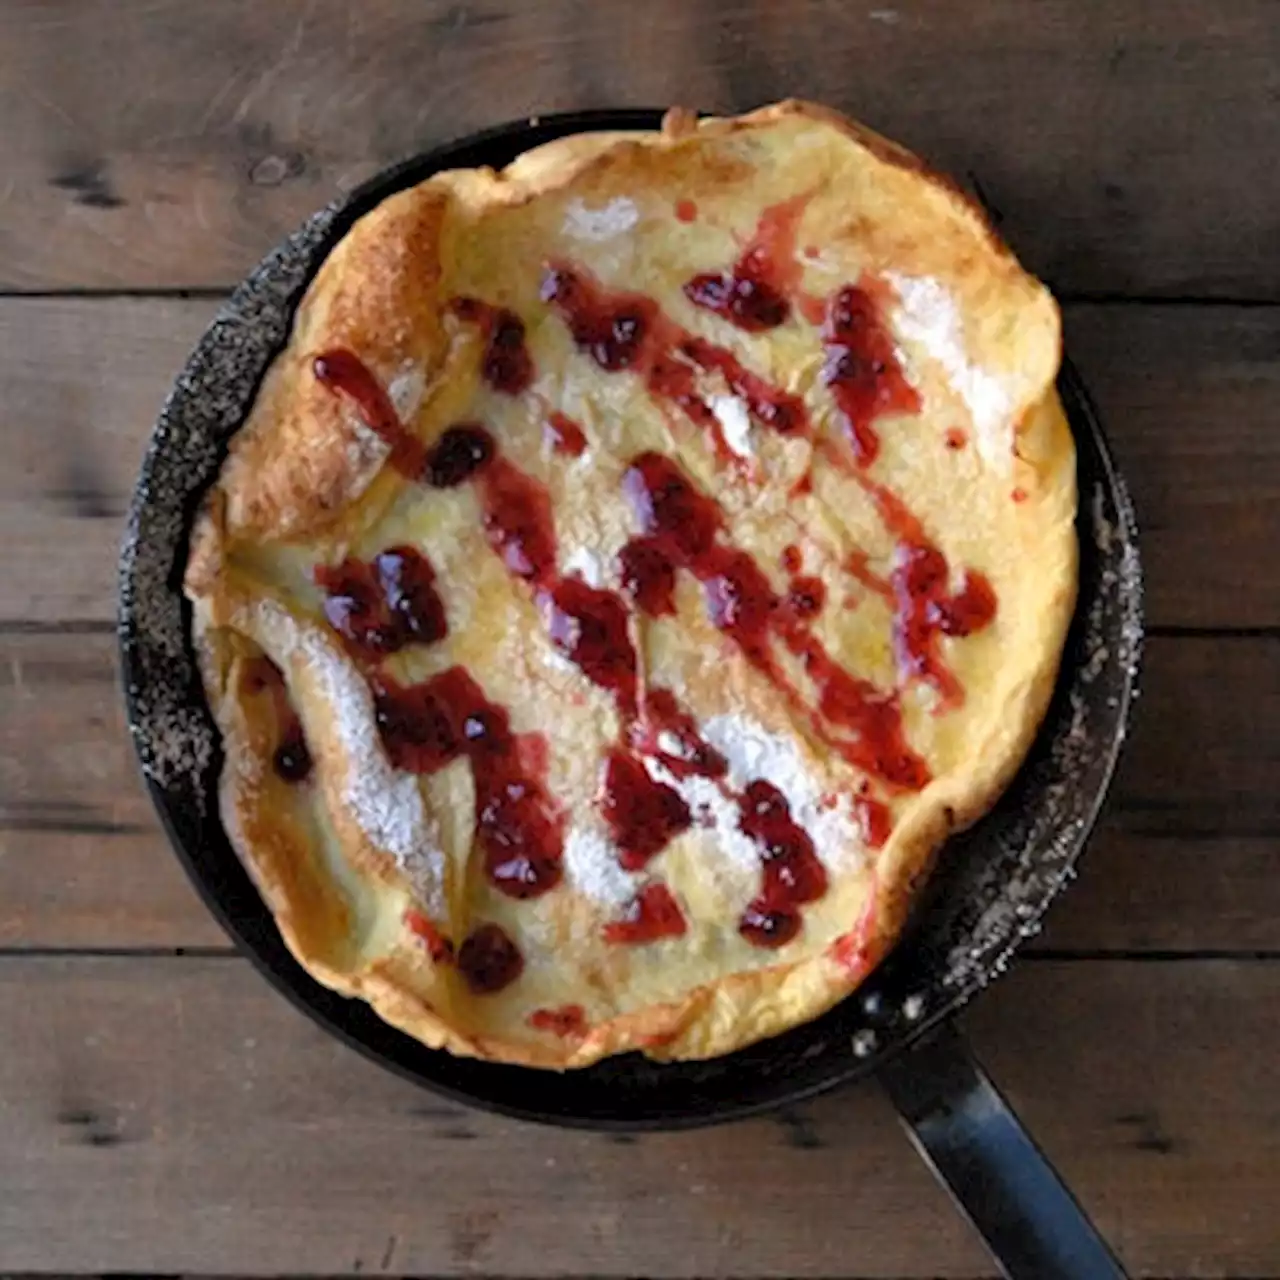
876;1021;1128;1280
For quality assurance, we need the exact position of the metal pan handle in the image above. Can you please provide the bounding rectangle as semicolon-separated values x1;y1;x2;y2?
877;1021;1128;1280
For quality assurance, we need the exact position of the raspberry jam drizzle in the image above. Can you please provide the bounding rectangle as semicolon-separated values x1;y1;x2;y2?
737;779;829;948
528;1004;588;1036
546;577;638;718
312;349;427;477
634;686;729;782
683;194;810;333
451;297;534;396
545;411;587;457
373;667;563;900
481;458;559;585
603;883;688;944
892;545;997;706
422;425;707;926
404;909;454;963
424;424;559;586
315;546;447;662
457;923;524;994
844;548;895;604
620;536;678;617
822;283;922;466
242;656;313;784
602;749;692;871
858;794;894;849
856;473;997;706
621;451;929;790
426;425;648;724
423;421;495;487
786;575;826;621
681;335;808;436
541;263;809;465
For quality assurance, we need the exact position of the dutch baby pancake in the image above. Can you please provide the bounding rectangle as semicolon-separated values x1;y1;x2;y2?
185;101;1076;1067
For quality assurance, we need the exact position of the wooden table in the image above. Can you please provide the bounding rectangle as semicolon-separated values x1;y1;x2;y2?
2;3;1277;1276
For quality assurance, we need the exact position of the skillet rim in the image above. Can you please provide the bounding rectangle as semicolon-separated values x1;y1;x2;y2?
118;108;1143;1130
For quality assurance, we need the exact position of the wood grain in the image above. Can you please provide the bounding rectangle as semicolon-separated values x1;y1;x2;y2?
0;955;1277;1277
3;297;1279;628
0;298;212;622
1;0;1279;297
3;630;1276;952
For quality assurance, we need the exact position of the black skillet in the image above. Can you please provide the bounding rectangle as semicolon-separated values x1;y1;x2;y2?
119;110;1143;1280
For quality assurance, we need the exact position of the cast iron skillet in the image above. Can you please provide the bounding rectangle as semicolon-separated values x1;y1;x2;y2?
119;110;1143;1280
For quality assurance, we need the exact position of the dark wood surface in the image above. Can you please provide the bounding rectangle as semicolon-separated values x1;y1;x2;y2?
1;0;1277;298
2;3;1277;1277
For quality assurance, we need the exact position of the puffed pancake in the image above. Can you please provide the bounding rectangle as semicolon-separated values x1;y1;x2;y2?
185;100;1076;1068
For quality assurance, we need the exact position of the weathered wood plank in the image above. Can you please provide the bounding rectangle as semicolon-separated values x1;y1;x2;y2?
3;631;1276;952
2;297;1278;628
0;298;212;622
1063;303;1280;632
1;0;1277;297
0;956;1276;1276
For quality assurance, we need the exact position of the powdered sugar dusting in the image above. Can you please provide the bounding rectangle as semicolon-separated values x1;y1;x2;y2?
563;544;608;587
884;272;1014;471
701;713;868;871
250;598;445;914
564;822;637;907
343;363;419;472
387;363;424;420
709;394;755;459
345;419;390;472
562;196;640;242
641;756;760;884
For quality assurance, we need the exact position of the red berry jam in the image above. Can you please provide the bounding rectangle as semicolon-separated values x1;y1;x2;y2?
456;923;524;994
603;883;688;945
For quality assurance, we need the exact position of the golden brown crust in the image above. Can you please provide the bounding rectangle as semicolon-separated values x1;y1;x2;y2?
185;100;1076;1069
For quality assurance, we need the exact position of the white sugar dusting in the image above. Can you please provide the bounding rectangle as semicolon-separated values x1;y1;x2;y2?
564;823;637;907
342;364;418;472
251;599;445;914
641;756;760;881
884;272;1015;471
709;394;755;459
345;419;390;471
387;363;424;419
657;730;693;761
701;713;868;871
563;544;608;587
562;196;640;242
